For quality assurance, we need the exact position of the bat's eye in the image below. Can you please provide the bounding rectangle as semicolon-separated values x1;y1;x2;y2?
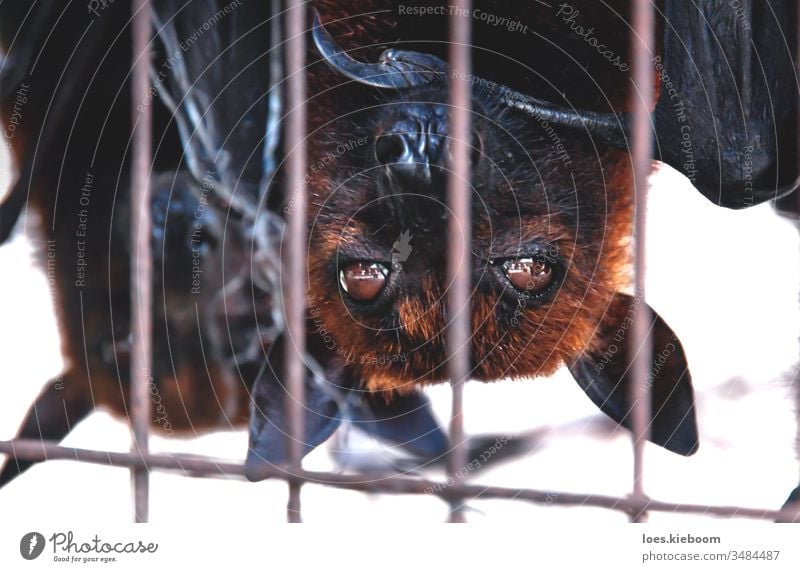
502;257;554;293
339;262;389;302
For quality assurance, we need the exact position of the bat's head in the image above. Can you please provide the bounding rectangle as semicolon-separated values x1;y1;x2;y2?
261;16;699;460
307;81;633;390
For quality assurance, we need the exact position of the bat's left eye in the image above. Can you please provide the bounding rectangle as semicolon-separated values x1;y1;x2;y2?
339;262;389;302
501;257;554;293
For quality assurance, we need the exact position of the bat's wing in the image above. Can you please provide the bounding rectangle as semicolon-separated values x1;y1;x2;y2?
0;2;135;242
654;0;798;208
151;0;286;367
245;343;343;480
244;335;450;480
151;0;283;214
344;390;449;460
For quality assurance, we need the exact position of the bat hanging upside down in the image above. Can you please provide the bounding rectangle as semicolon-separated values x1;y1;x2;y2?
245;0;797;488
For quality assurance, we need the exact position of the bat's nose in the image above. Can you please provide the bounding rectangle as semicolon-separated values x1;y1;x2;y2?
374;103;448;189
374;103;483;192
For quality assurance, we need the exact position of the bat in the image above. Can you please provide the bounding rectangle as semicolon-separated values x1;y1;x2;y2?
243;0;700;479
245;0;797;499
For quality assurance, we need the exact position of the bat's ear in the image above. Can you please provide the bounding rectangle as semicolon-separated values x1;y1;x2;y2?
567;293;699;456
245;336;342;481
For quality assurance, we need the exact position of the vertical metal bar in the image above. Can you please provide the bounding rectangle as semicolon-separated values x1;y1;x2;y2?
629;0;656;523
285;0;308;524
446;0;472;524
130;0;153;524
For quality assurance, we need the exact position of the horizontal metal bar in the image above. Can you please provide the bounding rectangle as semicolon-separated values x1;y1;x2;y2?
1;439;793;521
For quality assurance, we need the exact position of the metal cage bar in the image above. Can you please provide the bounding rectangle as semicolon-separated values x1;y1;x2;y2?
284;0;309;524
445;0;473;524
1;438;798;521
129;0;153;524
629;0;656;524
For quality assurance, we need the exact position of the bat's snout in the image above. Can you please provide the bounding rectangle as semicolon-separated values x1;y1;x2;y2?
374;103;482;192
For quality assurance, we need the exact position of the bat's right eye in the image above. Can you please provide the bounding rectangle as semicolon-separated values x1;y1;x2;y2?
502;257;554;293
339;262;389;302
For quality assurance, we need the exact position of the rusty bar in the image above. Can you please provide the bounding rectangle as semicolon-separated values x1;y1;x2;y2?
0;439;787;521
130;0;153;524
284;0;308;524
628;0;656;523
446;0;473;524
